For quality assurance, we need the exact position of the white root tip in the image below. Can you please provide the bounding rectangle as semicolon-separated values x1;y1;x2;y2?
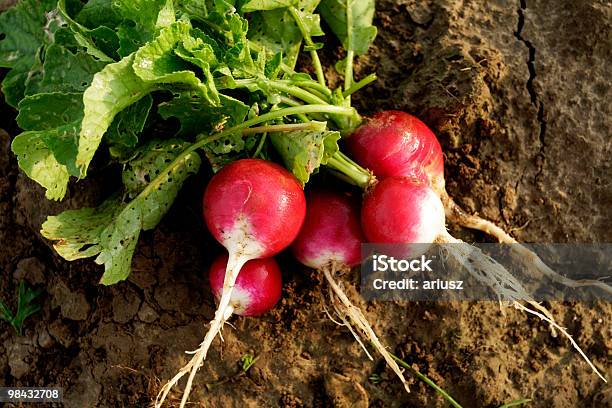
515;301;607;383
322;265;411;393
438;230;607;383
154;254;247;408
330;298;374;361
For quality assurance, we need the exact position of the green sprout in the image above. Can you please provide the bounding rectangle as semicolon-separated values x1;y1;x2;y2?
368;373;382;384
0;281;43;335
240;353;259;373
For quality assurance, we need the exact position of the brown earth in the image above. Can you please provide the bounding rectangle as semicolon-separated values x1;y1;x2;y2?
1;0;611;407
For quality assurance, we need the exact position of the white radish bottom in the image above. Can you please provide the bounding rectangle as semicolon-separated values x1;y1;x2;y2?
439;190;612;295
155;254;249;408
322;263;410;393
437;230;606;382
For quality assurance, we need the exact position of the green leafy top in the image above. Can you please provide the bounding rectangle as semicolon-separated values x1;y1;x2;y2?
0;0;376;284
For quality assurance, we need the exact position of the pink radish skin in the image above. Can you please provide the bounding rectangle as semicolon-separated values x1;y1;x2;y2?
292;190;364;269
209;254;282;317
204;158;307;260
158;158;305;408
346;111;444;192
361;176;445;245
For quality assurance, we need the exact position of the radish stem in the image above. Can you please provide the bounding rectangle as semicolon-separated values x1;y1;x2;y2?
342;73;377;98
326;152;375;189
241;121;327;135
288;6;326;87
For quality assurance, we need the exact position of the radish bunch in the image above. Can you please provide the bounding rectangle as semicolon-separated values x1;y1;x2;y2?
158;115;606;407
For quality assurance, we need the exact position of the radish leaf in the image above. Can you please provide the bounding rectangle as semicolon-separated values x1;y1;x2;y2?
246;0;321;69
106;95;154;152
24;44;108;95
57;0;120;61
77;53;156;176
241;0;296;12
13;92;84;190
0;0;58;107
11;132;71;201
318;0;377;55
159;92;249;137
42;139;201;284
270;127;340;185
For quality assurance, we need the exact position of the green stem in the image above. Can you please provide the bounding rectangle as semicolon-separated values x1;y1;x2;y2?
344;50;354;91
278;96;311;122
343;1;355;104
253;133;267;158
295;86;329;102
141;105;355;198
242;122;327;135
325;151;373;189
230;79;329;105
343;73;377;98
288;6;326;87
294;81;332;97
278;96;327;123
390;353;463;408
267;81;329;105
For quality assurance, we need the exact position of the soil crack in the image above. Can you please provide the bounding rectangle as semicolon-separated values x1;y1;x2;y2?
514;0;547;180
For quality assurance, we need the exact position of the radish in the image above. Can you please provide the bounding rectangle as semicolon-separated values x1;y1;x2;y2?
156;158;306;408
348;110;612;294
209;254;283;317
346;110;445;192
291;190;363;269
361;176;607;382
291;190;410;392
361;177;444;246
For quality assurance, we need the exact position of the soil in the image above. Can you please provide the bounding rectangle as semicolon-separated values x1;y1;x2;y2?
1;1;610;407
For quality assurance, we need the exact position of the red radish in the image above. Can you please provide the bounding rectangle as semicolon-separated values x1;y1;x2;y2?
292;190;363;269
347;111;612;296
203;158;307;261
291;190;410;393
209;254;282;317
361;177;444;245
359;176;606;382
346;111;444;193
157;158;306;408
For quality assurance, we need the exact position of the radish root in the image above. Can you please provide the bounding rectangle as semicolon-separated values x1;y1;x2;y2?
437;230;607;382
440;190;612;295
155;254;248;408
322;263;411;393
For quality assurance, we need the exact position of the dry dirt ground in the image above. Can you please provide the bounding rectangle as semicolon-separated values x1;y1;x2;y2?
1;0;610;407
